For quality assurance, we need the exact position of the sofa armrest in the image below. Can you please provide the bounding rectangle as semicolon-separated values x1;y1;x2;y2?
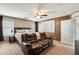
46;37;52;39
21;42;33;55
22;42;32;47
46;37;53;43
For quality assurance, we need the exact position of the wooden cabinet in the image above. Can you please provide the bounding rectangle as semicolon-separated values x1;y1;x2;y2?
9;36;16;43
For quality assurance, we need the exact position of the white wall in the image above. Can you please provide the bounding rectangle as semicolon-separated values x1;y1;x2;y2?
39;20;55;33
31;22;35;32
0;4;27;20
2;16;15;41
2;16;35;41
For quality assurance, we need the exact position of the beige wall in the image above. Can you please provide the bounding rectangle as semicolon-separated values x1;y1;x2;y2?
15;19;31;28
14;19;35;32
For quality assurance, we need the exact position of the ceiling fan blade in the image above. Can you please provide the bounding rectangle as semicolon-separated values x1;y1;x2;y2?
41;14;47;16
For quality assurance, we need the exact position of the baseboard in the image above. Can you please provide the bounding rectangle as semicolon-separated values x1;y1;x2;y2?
61;41;75;49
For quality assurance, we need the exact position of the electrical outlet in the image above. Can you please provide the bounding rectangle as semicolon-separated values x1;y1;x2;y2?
55;37;56;39
11;30;13;32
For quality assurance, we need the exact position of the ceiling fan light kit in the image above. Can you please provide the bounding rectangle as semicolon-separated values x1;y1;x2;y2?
37;10;46;15
35;10;47;19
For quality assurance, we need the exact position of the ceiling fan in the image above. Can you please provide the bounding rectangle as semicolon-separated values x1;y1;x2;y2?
34;4;48;19
35;10;47;19
24;10;48;19
25;4;50;19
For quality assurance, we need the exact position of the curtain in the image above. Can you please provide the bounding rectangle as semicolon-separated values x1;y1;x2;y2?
0;16;4;41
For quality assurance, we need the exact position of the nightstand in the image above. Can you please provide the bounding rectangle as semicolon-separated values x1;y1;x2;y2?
9;36;16;43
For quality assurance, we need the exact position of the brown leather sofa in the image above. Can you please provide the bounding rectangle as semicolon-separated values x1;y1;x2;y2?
21;32;53;55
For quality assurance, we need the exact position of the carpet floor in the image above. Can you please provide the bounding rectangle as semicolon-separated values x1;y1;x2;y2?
0;40;74;55
0;41;23;55
40;40;74;55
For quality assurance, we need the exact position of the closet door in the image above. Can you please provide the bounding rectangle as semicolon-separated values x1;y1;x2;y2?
61;20;72;45
0;16;4;41
75;17;79;54
76;17;79;40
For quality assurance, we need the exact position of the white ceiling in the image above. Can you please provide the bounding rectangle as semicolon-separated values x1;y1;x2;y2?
0;3;79;21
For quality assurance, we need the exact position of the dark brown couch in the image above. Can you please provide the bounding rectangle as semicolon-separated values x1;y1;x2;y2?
21;32;53;55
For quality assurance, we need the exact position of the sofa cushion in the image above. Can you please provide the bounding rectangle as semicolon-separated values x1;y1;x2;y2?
25;34;31;38
38;39;49;45
24;34;37;42
32;43;42;49
35;32;41;40
40;32;47;39
32;33;37;39
29;39;42;43
21;34;26;42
